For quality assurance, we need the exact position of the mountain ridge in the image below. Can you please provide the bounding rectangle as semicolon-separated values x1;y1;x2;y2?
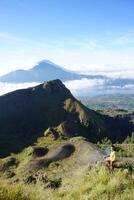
0;79;105;157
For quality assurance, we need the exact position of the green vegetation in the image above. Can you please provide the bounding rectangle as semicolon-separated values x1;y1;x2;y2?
0;80;108;157
97;137;134;157
116;144;134;158
0;135;134;200
0;81;134;199
0;80;134;158
97;137;112;149
124;132;134;143
0;165;134;200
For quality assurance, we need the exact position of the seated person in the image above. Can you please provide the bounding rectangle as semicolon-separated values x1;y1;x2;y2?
105;144;116;171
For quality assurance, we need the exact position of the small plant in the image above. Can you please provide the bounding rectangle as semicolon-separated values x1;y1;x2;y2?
124;132;134;144
124;162;134;173
97;137;112;149
49;178;62;189
116;143;134;157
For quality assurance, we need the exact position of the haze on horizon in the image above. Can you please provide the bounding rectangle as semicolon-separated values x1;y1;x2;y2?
0;0;134;77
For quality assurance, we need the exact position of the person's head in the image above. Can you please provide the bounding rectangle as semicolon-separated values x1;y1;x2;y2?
111;144;115;151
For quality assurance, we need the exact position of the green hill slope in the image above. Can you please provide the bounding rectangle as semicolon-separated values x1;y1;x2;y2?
0;80;134;200
0;79;105;157
0;79;134;158
0;137;133;200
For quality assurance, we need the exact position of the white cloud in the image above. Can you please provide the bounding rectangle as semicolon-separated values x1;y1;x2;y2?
0;79;134;97
54;50;134;73
0;79;105;96
64;78;134;96
81;69;134;79
0;82;40;96
114;32;134;45
64;78;105;96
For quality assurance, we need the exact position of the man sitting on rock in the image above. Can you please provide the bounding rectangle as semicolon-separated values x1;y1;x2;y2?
105;144;116;171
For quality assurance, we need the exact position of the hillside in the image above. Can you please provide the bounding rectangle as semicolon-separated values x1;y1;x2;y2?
0;80;134;158
0;137;134;200
0;79;107;158
0;80;134;200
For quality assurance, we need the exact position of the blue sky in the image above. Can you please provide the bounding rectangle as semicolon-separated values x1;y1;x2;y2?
0;0;134;76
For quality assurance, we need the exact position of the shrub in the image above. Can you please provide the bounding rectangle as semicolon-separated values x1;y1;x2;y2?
124;132;134;143
97;137;112;150
49;178;62;189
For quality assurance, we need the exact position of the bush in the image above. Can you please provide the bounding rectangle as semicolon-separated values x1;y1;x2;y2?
49;178;62;189
97;137;112;149
123;162;134;172
124;132;134;143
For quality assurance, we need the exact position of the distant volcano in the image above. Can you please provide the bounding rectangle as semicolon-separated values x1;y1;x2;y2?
0;60;104;83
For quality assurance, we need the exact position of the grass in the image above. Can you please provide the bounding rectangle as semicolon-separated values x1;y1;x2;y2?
116;144;134;157
0;165;134;200
0;136;134;200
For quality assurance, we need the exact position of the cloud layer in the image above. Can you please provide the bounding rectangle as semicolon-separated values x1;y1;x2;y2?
64;79;105;96
64;79;134;96
0;78;134;97
0;82;39;96
81;69;134;79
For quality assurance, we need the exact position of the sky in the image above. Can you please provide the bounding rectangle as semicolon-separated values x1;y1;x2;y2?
0;0;134;76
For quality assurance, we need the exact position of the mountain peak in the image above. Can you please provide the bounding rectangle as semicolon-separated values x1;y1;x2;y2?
0;59;106;83
32;60;62;71
43;79;64;87
36;79;72;97
38;60;57;65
